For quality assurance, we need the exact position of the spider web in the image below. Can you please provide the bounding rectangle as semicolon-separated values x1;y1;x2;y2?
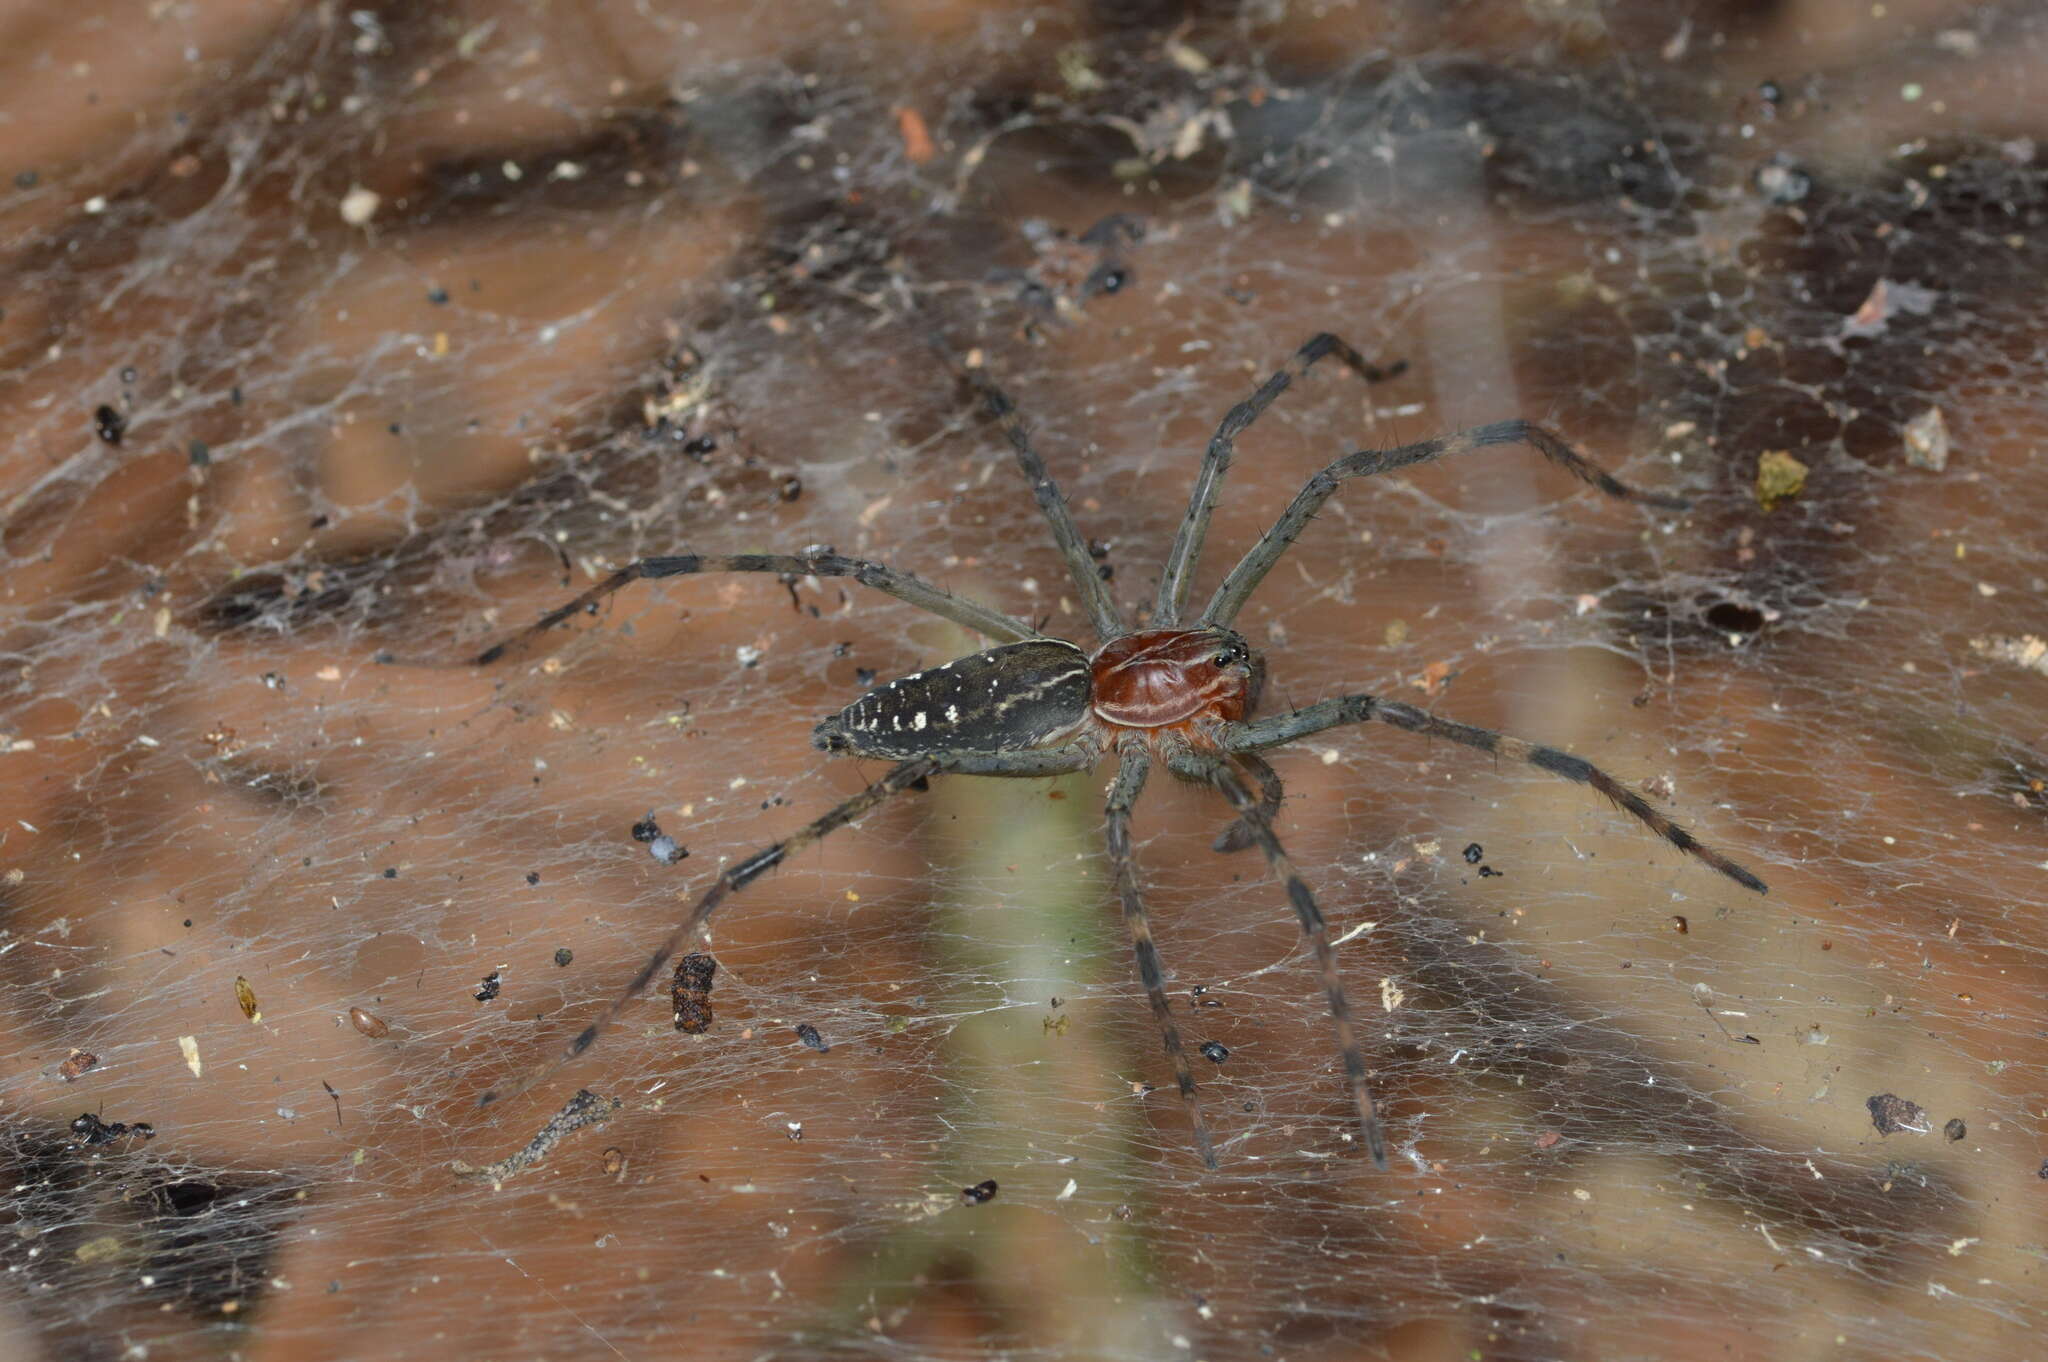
3;3;2045;1360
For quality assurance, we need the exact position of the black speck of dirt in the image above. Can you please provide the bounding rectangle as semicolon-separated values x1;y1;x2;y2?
631;815;662;843
525;871;540;886
833;641;852;657
961;1179;998;1204
94;404;126;444
14;169;37;188
778;475;803;502
554;948;574;968
1199;1040;1229;1064
1867;1092;1927;1136
795;1023;829;1053
427;286;449;304
71;1113;154;1145
1478;865;1501;878
188;439;211;466
1704;601;1765;634
1944;1118;1966;1142
2039;1158;2048;1181
475;971;501;1003
382;867;397;879
855;667;877;687
1462;842;1483;864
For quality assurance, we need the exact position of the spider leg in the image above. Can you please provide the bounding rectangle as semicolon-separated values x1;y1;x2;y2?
939;345;1124;642
476;744;1096;1110
1221;697;1769;894
1104;750;1219;1170
1154;334;1405;627
473;550;1038;666
1202;419;1692;628
1209;749;1282;854
1172;750;1388;1168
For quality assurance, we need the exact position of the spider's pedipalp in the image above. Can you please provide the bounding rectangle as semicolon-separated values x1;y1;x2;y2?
1153;332;1406;627
472;549;1037;668
1221;696;1769;894
1105;751;1218;1169
1210;749;1282;854
1203;420;1691;628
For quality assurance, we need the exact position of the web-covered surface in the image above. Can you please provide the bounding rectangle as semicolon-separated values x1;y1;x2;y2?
3;2;2046;1359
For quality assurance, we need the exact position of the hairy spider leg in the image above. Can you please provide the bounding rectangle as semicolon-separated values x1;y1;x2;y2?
1202;419;1693;628
1153;333;1406;627
1105;750;1219;1169
939;344;1125;643
1175;751;1389;1169
1222;696;1769;895
473;550;1039;666
475;746;1095;1110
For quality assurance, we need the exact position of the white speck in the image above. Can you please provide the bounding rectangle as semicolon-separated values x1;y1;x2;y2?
946;705;959;722
1056;1178;1077;1200
912;712;927;730
339;185;380;225
1319;748;1339;765
736;644;762;667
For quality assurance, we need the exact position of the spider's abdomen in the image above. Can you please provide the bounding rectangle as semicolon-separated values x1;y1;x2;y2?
813;640;1093;759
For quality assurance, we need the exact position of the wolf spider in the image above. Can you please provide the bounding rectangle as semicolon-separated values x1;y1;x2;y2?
473;333;1767;1170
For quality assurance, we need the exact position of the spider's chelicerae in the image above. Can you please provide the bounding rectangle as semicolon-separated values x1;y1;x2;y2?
474;332;1768;1169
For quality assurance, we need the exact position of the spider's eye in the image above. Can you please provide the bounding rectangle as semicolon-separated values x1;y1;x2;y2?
1212;646;1245;669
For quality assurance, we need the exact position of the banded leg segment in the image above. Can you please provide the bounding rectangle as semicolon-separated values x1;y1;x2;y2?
947;352;1124;643
1222;696;1768;894
1154;333;1405;627
1177;752;1388;1168
475;551;1038;666
476;745;1096;1110
1202;419;1692;628
1105;750;1218;1169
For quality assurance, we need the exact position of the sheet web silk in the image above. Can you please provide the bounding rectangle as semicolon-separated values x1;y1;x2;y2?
1;3;2044;1360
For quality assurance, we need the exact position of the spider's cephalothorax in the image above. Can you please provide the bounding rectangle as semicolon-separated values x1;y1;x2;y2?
472;330;1769;1174
810;626;1260;761
1090;627;1261;732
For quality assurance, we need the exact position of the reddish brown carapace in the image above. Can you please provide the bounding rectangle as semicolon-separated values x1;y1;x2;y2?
1090;628;1256;735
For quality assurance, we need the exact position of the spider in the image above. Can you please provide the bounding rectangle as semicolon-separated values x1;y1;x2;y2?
472;332;1768;1170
